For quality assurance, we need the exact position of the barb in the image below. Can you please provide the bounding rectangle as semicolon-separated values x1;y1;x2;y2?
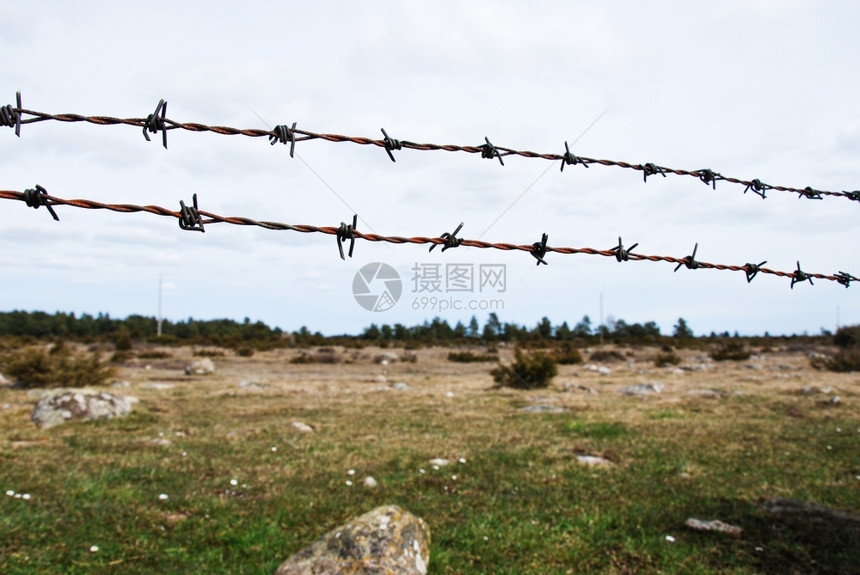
381;128;401;163
270;122;297;157
336;214;358;259
1;91;22;137
178;193;205;232
142;99;168;149
674;243;699;272
22;185;59;221
429;222;464;253
743;261;767;283
8;97;854;202
0;189;852;287
790;261;813;289
610;236;638;263
530;233;549;266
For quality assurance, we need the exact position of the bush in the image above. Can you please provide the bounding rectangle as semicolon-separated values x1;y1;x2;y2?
709;341;750;361
810;350;860;372
313;350;340;364
113;330;133;352
589;349;625;363
490;348;558;390
553;344;583;365
193;348;225;358
834;325;860;349
2;344;116;389
654;351;681;367
289;352;315;364
138;350;173;359
448;351;496;363
236;347;255;358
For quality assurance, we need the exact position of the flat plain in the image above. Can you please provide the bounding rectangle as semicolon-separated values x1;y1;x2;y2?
1;343;858;574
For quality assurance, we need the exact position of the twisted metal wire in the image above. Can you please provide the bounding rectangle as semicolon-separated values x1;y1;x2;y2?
5;94;858;203
1;189;852;287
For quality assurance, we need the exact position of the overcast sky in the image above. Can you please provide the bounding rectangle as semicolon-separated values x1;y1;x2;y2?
1;1;858;337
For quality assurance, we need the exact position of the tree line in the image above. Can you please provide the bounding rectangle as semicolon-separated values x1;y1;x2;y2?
0;309;717;349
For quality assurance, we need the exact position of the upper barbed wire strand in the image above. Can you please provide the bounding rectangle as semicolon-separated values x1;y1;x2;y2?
7;101;857;202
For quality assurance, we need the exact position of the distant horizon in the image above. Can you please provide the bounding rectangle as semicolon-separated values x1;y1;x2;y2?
0;307;840;340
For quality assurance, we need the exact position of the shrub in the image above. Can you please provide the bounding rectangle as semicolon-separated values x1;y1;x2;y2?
236;347;255;358
193;348;225;358
289;353;315;364
810;350;860;372
448;351;495;363
313;350;340;364
490;348;557;390
138;350;173;359
834;325;860;349
654;351;681;367
553;344;583;365
589;349;625;363
709;341;750;361
113;330;133;352
2;344;116;389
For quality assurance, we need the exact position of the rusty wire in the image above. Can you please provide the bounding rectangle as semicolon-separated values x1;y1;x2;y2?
5;92;859;203
1;188;855;288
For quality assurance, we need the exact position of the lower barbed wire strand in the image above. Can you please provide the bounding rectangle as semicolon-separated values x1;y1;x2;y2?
0;189;848;285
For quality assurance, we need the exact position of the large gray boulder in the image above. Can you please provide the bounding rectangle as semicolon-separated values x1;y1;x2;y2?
275;505;430;575
31;389;136;429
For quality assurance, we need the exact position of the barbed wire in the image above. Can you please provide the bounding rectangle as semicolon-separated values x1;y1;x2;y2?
4;92;858;204
2;187;855;289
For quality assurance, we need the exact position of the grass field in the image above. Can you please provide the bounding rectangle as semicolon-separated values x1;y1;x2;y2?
1;343;858;574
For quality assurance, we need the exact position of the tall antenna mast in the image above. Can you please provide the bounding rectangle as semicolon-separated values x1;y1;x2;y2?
157;274;163;337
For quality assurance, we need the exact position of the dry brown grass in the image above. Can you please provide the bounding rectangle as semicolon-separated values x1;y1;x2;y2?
0;343;857;573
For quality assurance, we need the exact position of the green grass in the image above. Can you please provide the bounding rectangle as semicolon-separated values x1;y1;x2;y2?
1;349;858;574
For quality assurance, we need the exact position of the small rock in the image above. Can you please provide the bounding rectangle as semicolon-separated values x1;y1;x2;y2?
1;403;10;410
238;380;265;391
817;396;841;407
667;367;685;375
140;382;174;391
275;505;430;575
744;364;764;371
800;385;833;395
165;512;189;525
620;383;664;396
684;518;743;538
597;366;611;376
374;375;388;384
428;458;450;467
111;380;130;388
391;382;410;391
445;391;455;398
148;437;172;447
374;353;399;364
185;358;215;376
519;404;567;413
575;453;614;466
687;389;725;398
363;476;378;488
31;389;135;429
562;383;598;394
291;421;315;433
0;372;9;387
